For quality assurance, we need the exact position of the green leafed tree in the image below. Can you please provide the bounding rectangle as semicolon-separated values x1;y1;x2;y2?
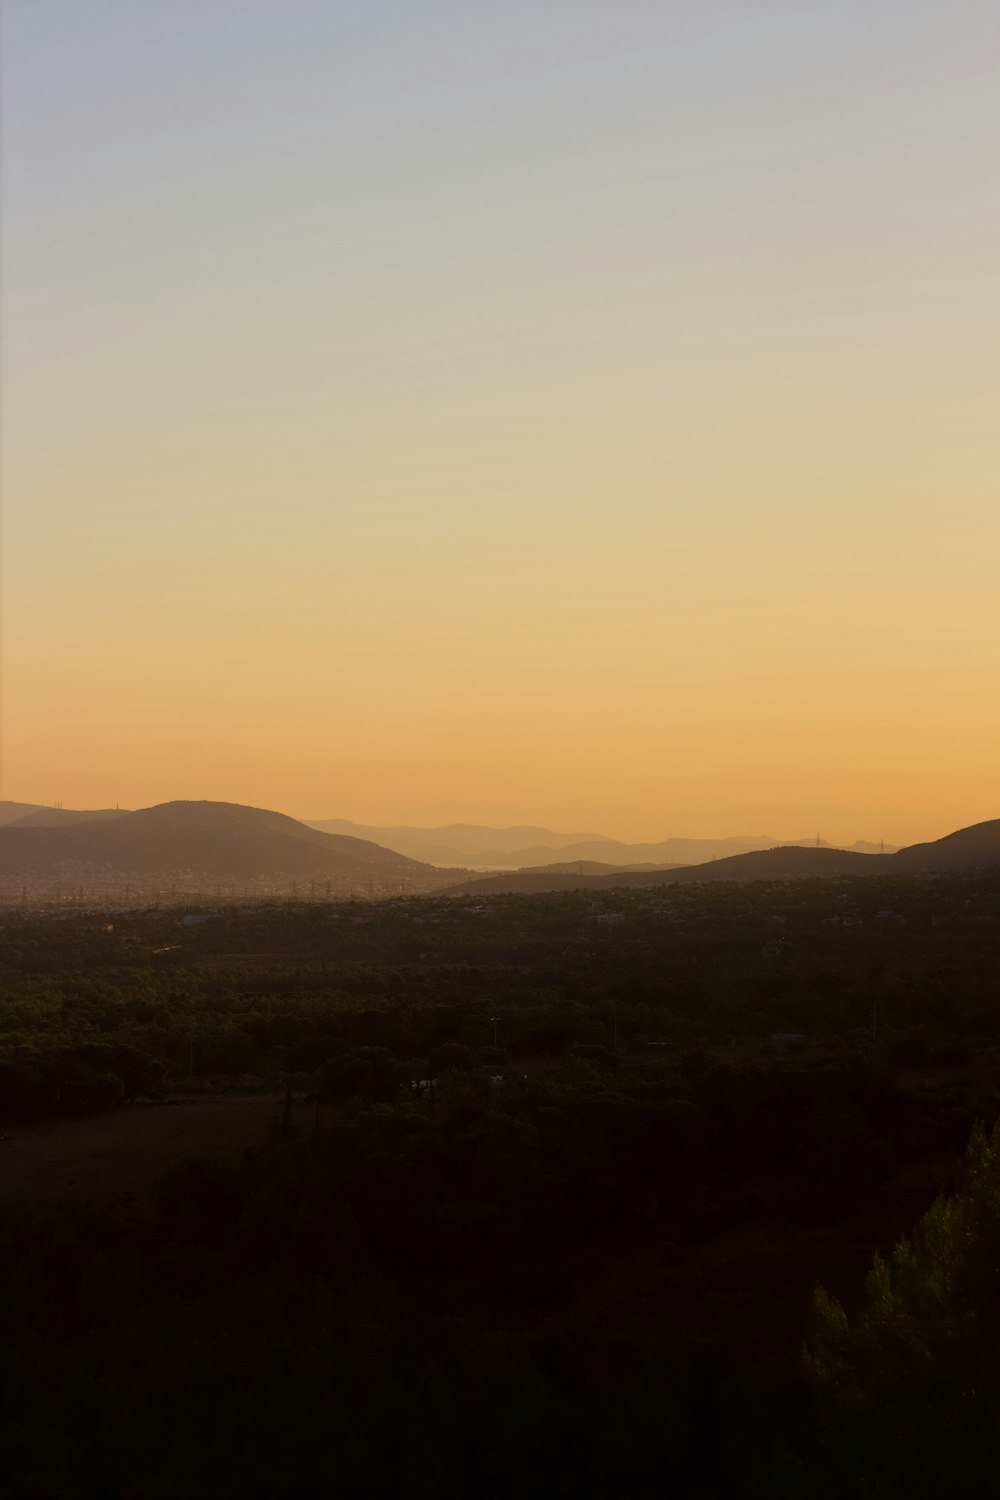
807;1120;1000;1498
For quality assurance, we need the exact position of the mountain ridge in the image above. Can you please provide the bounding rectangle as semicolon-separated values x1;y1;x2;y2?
2;800;993;902
444;820;1000;895
305;818;898;869
0;800;463;897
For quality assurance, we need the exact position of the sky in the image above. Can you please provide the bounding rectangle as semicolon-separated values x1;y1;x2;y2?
2;1;998;844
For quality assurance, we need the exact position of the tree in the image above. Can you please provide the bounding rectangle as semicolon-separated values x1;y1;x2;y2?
316;1047;402;1104
807;1120;1000;1497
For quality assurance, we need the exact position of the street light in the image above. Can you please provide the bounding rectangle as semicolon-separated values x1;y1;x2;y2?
490;1017;500;1048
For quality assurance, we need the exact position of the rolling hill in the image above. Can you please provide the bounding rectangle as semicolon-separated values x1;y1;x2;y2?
0;801;55;827
4;806;128;829
305;818;898;869
446;860;684;894
305;819;611;866
892;819;1000;871
0;801;463;897
3;801;994;902
445;821;1000;895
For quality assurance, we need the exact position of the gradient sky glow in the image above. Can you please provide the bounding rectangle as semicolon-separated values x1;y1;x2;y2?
3;2;998;843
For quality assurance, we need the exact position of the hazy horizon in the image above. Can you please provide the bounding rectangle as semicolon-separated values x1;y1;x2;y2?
0;781;989;848
3;10;1000;1488
4;3;998;850
0;787;968;852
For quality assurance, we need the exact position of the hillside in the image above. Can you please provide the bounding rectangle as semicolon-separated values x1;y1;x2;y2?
306;818;897;869
650;845;886;885
508;835;789;868
4;802;992;902
305;819;609;865
446;846;881;895
0;802;47;827
0;800;462;898
5;807;128;829
445;861;684;895
516;859;677;876
893;819;1000;871
445;823;1000;895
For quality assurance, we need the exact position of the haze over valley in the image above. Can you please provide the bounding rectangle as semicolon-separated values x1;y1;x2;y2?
307;818;898;869
0;797;992;905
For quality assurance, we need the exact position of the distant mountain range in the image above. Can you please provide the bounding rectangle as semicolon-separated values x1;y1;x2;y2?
509;860;682;877
0;801;461;898
1;800;995;904
306;819;610;866
306;819;897;869
446;820;1000;895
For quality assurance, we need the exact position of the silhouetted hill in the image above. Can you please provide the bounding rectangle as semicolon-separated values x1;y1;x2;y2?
505;836;785;868
4;801;990;901
447;846;879;895
6;807;128;829
306;819;897;868
446;861;683;894
521;859;677;876
893;819;1000;871
0;801;462;896
651;845;884;884
306;819;608;864
445;871;636;896
444;822;1000;895
0;802;46;827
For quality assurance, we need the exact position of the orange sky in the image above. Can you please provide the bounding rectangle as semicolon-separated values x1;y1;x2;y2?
3;4;998;846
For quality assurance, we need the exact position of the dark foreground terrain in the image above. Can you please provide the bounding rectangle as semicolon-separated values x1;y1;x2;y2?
1;869;1000;1496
